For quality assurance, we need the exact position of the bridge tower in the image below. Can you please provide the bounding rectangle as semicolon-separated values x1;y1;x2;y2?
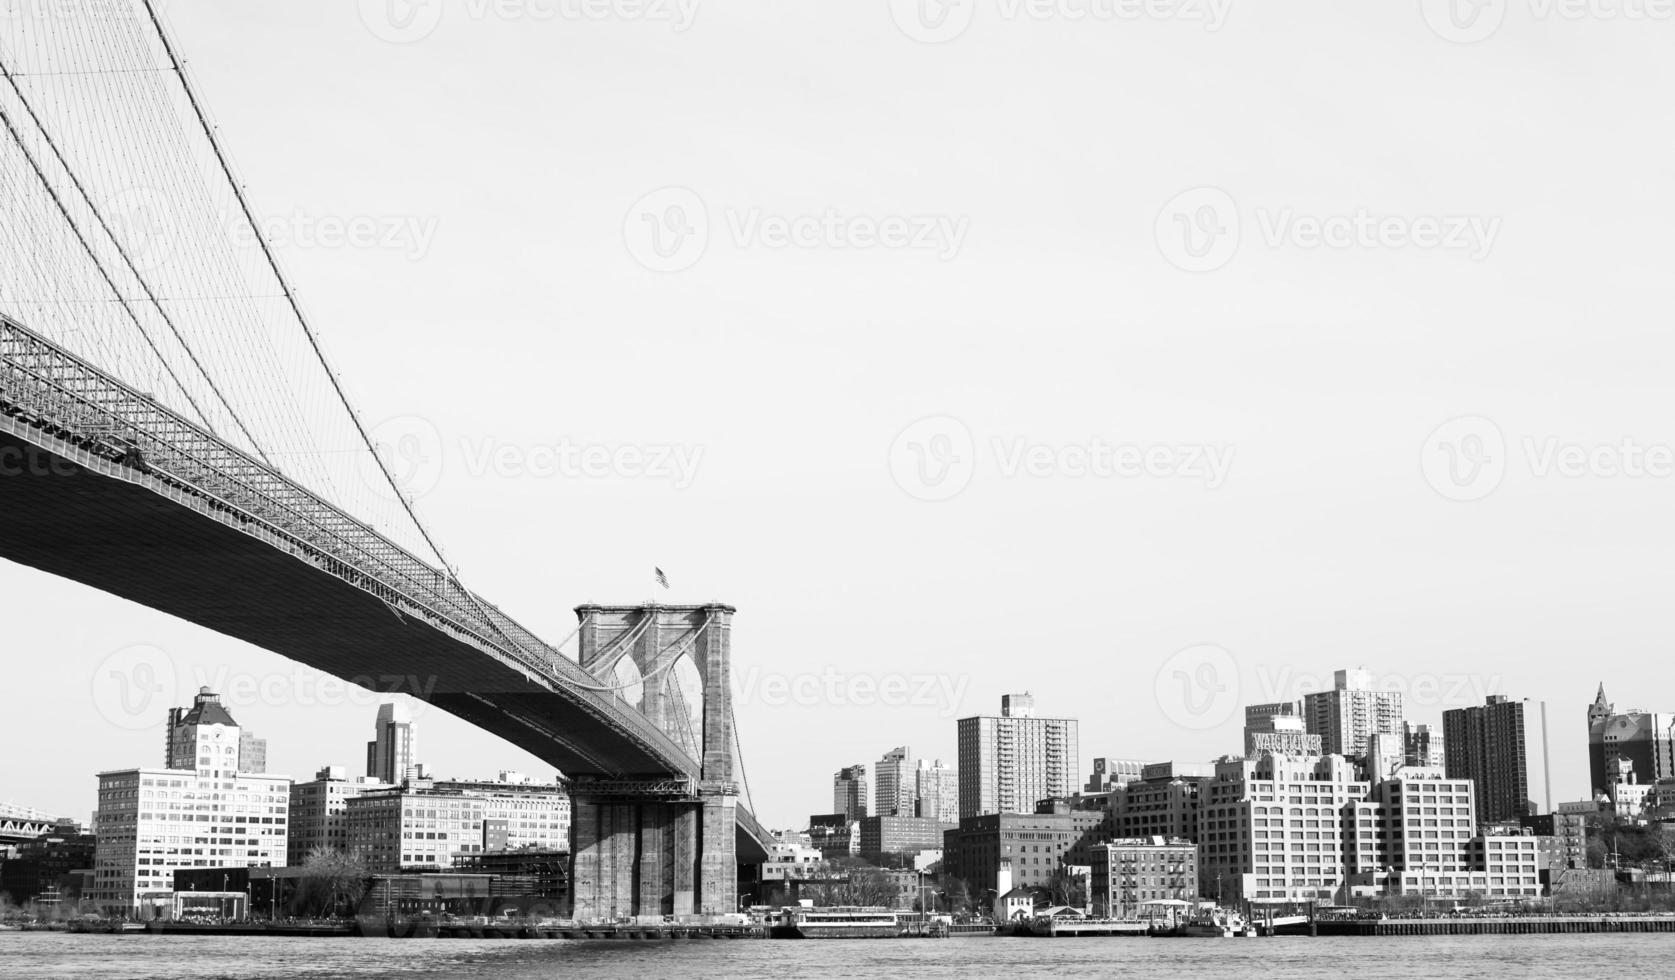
569;602;738;920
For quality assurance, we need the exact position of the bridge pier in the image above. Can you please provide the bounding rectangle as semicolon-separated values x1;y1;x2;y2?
568;786;737;920
569;604;740;921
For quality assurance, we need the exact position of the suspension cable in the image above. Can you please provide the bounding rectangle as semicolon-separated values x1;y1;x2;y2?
0;53;272;465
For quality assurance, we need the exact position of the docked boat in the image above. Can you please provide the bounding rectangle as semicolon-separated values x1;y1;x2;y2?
1172;904;1256;938
770;906;900;939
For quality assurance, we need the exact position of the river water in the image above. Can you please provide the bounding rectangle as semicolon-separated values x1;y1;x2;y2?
0;932;1662;979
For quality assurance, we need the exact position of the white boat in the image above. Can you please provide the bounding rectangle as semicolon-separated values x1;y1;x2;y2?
1172;904;1256;937
770;906;900;939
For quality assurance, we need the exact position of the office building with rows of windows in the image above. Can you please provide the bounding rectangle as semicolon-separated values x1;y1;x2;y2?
91;689;290;916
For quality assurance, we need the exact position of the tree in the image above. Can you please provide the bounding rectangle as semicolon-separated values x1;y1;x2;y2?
1043;868;1087;909
798;860;897;908
940;875;971;915
297;847;370;918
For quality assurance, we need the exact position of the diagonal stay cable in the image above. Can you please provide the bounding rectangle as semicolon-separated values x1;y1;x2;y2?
0;53;274;466
0;89;212;434
136;0;546;665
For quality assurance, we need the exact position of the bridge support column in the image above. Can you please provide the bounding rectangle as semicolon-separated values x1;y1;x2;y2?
569;604;741;921
568;785;736;921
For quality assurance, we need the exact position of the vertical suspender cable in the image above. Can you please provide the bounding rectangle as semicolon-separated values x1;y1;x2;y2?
0;55;273;465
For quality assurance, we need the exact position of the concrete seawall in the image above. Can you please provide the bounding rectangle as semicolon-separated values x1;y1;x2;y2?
1314;916;1675;936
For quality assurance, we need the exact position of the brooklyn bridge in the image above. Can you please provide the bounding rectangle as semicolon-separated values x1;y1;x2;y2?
0;1;768;918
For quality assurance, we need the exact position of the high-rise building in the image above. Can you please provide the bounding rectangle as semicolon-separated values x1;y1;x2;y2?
914;759;959;824
874;746;915;817
956;694;1080;818
93;690;289;916
166;687;266;774
1405;722;1445;768
1587;685;1675;797
287;765;391;865
833;765;868;822
1443;695;1553;822
366;702;419;784
1302;668;1403;758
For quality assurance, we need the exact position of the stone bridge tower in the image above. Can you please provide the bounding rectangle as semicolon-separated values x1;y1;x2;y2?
568;602;738;920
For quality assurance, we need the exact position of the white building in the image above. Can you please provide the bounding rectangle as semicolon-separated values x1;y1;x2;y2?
345;777;569;873
93;689;290;916
762;832;825;882
287;765;391;865
1201;751;1542;905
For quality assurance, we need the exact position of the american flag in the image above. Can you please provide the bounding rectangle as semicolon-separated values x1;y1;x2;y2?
654;567;670;590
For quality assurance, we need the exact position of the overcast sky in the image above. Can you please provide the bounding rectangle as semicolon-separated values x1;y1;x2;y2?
4;1;1674;829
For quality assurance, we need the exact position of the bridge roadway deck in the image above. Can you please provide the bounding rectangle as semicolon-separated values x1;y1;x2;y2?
0;312;771;861
0;422;688;777
0;419;769;860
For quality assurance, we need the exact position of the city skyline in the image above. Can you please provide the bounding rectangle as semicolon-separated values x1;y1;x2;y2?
4;2;1672;840
1;624;1643;830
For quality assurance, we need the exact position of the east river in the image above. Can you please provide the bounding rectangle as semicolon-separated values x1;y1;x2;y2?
0;932;1667;979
